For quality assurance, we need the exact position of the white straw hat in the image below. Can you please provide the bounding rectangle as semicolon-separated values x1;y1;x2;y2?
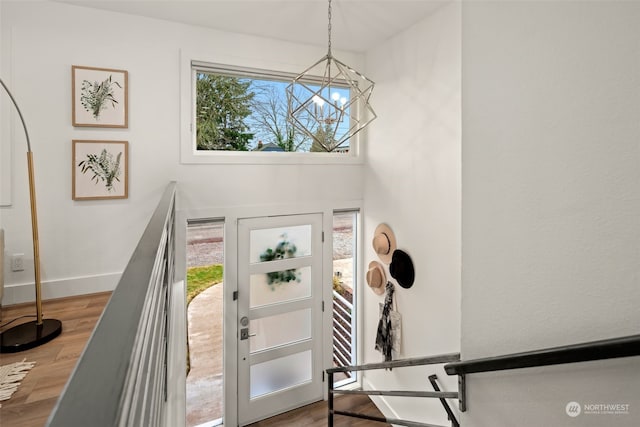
366;261;386;295
372;223;397;264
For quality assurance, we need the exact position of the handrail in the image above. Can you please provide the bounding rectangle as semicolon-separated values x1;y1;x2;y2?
327;353;461;427
328;352;460;373
47;182;177;427
336;389;459;399
444;334;640;376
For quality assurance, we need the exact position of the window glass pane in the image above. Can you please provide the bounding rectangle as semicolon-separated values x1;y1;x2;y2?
194;70;352;153
249;309;311;353
332;211;357;387
249;225;312;264
186;220;225;423
250;350;313;399
250;266;312;308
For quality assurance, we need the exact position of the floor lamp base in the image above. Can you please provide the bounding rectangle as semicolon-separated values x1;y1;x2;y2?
0;319;62;353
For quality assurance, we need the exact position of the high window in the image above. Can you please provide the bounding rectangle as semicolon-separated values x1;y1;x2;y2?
192;63;354;155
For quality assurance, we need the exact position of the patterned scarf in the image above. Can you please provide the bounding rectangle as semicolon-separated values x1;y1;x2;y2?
375;281;395;365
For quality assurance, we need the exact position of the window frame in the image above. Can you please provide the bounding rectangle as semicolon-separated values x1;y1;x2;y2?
180;54;364;165
332;209;360;389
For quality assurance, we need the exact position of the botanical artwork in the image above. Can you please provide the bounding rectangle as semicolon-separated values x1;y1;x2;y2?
78;149;122;192
80;76;122;121
260;234;301;286
72;66;128;128
72;140;128;200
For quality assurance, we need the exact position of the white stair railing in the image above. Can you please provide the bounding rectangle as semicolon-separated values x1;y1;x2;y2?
47;182;177;427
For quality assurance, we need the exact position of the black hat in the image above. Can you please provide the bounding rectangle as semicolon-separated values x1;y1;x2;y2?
389;249;415;289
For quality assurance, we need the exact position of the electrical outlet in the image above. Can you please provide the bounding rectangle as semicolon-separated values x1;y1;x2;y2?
11;253;25;272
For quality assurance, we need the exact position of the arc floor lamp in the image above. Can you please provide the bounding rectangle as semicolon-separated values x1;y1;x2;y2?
0;77;62;353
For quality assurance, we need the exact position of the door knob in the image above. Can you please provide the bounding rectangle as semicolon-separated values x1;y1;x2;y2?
240;328;257;340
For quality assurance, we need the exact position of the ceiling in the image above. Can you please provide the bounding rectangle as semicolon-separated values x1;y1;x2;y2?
53;0;446;52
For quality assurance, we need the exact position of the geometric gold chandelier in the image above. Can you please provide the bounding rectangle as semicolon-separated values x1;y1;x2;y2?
286;0;376;152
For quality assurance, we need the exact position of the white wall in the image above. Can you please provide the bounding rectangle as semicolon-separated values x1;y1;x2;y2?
0;0;11;207
462;2;640;426
363;2;461;424
0;1;364;304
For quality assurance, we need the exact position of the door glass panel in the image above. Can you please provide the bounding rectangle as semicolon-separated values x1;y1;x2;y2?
238;214;323;425
249;225;312;264
250;350;312;399
250;309;311;353
250;266;311;308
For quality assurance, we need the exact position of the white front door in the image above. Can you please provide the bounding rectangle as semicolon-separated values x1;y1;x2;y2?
237;214;324;425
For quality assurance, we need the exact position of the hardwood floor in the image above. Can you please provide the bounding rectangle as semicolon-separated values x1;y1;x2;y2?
0;292;111;427
247;394;390;427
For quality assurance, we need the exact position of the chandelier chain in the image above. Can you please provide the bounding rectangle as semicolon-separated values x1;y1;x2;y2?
286;0;376;152
327;0;332;56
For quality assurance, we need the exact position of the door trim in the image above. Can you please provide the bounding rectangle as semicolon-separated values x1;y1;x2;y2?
177;200;363;427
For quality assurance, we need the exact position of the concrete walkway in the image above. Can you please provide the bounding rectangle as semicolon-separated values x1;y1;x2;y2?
186;283;224;427
185;260;354;427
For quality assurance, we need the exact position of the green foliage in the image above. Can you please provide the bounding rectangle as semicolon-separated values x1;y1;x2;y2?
333;274;345;293
80;75;122;120
260;235;300;286
275;128;300;152
310;124;339;152
196;73;255;150
186;264;223;306
78;149;122;192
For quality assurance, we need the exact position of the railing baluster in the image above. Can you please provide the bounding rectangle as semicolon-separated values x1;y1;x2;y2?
333;410;448;427
332;289;354;381
327;352;461;427
428;375;459;427
328;371;334;427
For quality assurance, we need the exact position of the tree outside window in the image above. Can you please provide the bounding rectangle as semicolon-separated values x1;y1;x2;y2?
195;70;351;153
196;74;254;151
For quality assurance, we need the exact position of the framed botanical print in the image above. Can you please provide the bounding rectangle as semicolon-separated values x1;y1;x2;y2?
72;140;128;200
72;66;128;128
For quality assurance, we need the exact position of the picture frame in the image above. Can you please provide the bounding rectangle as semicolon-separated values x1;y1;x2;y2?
72;140;128;200
72;65;128;128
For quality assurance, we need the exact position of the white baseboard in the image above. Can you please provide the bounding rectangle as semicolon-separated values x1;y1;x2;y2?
1;272;121;306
